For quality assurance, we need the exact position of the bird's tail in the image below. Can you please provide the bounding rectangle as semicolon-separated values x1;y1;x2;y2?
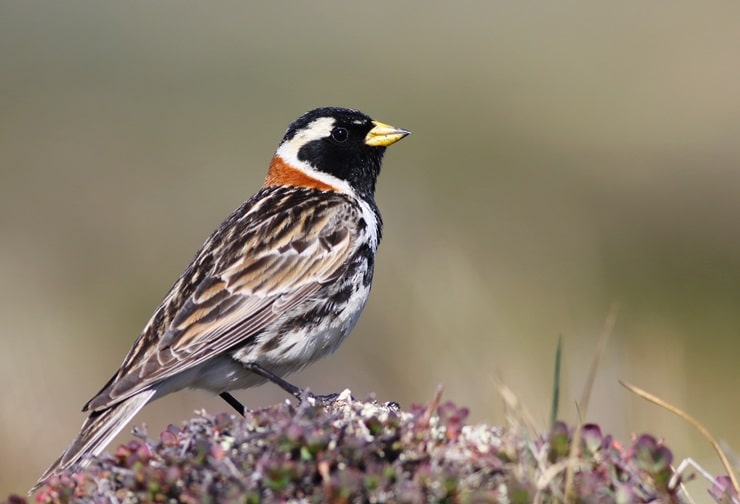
31;389;155;494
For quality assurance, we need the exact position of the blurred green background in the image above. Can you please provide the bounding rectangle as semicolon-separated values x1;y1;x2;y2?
2;1;738;498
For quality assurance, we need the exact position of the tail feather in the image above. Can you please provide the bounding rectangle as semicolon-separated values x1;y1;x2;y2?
31;389;155;494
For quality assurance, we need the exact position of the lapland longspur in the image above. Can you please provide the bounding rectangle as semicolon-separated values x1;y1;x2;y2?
33;106;409;491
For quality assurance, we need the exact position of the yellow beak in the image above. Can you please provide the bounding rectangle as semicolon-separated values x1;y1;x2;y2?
365;120;410;147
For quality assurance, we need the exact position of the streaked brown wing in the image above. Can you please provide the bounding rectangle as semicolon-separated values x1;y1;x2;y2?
84;192;357;412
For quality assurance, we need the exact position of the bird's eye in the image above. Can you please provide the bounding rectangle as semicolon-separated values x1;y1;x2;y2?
331;127;349;143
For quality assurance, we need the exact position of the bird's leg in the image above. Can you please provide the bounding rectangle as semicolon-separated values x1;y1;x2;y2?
244;362;303;399
244;362;342;404
219;392;245;416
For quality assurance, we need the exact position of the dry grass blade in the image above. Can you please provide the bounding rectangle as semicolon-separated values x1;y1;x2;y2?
421;384;445;427
619;380;739;495
493;377;540;435
563;304;618;502
579;304;619;415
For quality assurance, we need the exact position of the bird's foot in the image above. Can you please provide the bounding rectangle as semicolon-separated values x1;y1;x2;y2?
298;390;355;405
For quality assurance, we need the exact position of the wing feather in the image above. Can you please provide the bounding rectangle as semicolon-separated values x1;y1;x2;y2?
85;189;359;412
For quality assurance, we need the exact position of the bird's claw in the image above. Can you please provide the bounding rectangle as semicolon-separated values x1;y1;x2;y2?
298;391;352;405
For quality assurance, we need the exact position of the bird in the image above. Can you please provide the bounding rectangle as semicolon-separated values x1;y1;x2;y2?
33;106;409;492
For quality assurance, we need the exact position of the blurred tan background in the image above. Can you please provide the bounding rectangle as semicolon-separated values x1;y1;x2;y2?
2;1;739;498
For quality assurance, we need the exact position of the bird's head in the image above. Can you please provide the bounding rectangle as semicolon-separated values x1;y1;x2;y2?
265;107;410;198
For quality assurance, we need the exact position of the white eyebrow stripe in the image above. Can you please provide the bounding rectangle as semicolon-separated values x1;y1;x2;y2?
276;117;334;165
273;117;355;195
